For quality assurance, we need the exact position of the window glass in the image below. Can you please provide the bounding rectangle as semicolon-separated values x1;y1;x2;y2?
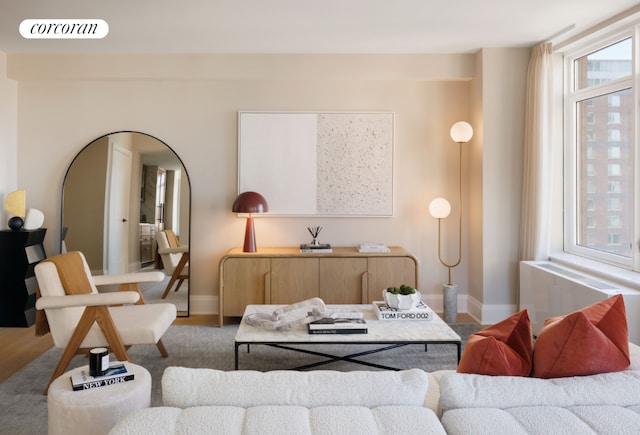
574;38;632;90
575;89;632;259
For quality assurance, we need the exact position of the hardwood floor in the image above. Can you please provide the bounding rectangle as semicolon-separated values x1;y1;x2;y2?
0;312;477;383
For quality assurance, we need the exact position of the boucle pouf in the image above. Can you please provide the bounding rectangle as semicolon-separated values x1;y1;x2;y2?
48;362;151;435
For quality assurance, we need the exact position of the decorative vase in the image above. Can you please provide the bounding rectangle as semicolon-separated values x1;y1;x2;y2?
8;216;24;231
383;289;421;310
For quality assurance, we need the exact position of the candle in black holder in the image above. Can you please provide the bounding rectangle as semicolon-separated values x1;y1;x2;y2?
89;347;109;377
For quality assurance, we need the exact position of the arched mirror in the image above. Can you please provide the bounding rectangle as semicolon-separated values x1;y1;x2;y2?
62;131;190;316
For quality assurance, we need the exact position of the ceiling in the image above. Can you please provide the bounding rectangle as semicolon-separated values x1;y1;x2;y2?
0;1;639;54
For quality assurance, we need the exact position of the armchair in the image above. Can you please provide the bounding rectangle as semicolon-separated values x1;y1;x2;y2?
35;251;176;393
155;229;189;299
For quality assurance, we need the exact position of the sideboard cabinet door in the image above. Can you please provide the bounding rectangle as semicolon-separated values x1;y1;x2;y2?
319;257;367;304
221;257;270;317
271;258;319;305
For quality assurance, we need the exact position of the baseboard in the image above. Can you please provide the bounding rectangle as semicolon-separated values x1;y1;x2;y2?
467;295;516;326
189;295;218;315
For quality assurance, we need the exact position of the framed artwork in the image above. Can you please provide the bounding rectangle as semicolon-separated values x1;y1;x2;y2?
238;111;394;216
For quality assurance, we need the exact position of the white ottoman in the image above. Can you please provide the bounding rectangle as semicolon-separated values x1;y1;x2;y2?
48;362;151;435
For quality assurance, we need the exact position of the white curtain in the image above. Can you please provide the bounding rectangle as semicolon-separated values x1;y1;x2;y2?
519;42;553;261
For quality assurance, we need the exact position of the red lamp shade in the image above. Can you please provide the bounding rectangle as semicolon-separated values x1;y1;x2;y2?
232;192;268;252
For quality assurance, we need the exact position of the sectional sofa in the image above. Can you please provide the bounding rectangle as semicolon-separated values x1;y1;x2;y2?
111;295;640;434
109;343;640;435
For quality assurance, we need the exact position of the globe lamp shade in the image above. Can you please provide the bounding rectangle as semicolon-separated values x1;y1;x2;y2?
232;192;268;252
450;121;474;143
429;197;451;219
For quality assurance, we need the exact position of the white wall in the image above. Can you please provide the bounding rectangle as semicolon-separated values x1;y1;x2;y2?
472;48;529;323
0;52;17;226
8;53;527;320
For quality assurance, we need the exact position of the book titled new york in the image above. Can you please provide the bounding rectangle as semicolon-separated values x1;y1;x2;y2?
70;363;134;391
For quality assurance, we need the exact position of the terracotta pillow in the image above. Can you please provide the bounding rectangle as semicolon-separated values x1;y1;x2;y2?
532;294;630;379
457;310;533;376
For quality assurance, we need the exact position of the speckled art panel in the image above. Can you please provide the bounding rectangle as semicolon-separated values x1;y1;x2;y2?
316;113;393;215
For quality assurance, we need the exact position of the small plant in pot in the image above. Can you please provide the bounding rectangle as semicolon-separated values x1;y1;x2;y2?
383;284;421;310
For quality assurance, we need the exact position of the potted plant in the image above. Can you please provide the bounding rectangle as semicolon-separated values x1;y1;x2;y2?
383;284;421;310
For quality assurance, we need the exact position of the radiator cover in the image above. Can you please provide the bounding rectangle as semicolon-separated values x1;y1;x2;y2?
520;261;640;345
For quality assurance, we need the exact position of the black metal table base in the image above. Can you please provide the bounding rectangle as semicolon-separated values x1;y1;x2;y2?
234;341;461;371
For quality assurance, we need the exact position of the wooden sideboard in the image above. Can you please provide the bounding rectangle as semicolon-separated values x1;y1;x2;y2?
218;246;418;327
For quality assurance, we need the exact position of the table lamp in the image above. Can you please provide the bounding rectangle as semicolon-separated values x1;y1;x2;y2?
232;191;268;252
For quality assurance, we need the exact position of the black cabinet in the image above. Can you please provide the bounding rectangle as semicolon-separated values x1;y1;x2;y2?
0;229;46;327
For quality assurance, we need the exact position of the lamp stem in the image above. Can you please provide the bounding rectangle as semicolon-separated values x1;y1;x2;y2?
436;141;463;283
243;214;256;252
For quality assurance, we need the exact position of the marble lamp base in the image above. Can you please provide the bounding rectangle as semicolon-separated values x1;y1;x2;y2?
443;284;458;323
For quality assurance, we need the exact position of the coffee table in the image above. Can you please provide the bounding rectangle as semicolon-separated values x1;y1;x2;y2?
234;304;461;371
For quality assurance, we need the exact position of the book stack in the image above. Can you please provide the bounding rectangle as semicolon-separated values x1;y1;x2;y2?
372;301;434;321
300;243;333;253
358;243;390;253
70;363;134;391
308;317;368;334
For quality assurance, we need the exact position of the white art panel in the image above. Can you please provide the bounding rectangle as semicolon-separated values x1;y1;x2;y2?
238;111;394;216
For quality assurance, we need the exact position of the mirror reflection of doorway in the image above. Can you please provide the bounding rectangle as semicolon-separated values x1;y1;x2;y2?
105;141;132;274
62;131;190;316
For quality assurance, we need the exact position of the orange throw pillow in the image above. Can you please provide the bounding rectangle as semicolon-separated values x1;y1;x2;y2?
457;310;533;376
532;294;630;379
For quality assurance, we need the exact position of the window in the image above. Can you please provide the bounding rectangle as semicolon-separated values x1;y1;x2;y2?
565;36;634;266
609;94;621;107
608;163;621;176
608;146;621;159
609;112;621;124
608;129;621;141
608;215;621;227
607;197;621;211
608;180;621;193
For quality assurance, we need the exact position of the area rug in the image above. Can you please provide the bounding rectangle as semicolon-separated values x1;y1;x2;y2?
0;322;479;434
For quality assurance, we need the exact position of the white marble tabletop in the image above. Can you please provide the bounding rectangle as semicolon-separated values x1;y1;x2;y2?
235;304;461;344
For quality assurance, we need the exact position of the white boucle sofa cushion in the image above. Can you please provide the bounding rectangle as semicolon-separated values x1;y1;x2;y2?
162;367;429;408
439;370;640;410
441;405;640;435
110;404;447;435
439;370;640;435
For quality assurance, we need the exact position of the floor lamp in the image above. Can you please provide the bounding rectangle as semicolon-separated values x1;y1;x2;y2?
429;121;473;323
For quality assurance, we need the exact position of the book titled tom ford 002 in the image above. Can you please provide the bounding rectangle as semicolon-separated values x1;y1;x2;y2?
372;301;434;321
70;363;134;391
